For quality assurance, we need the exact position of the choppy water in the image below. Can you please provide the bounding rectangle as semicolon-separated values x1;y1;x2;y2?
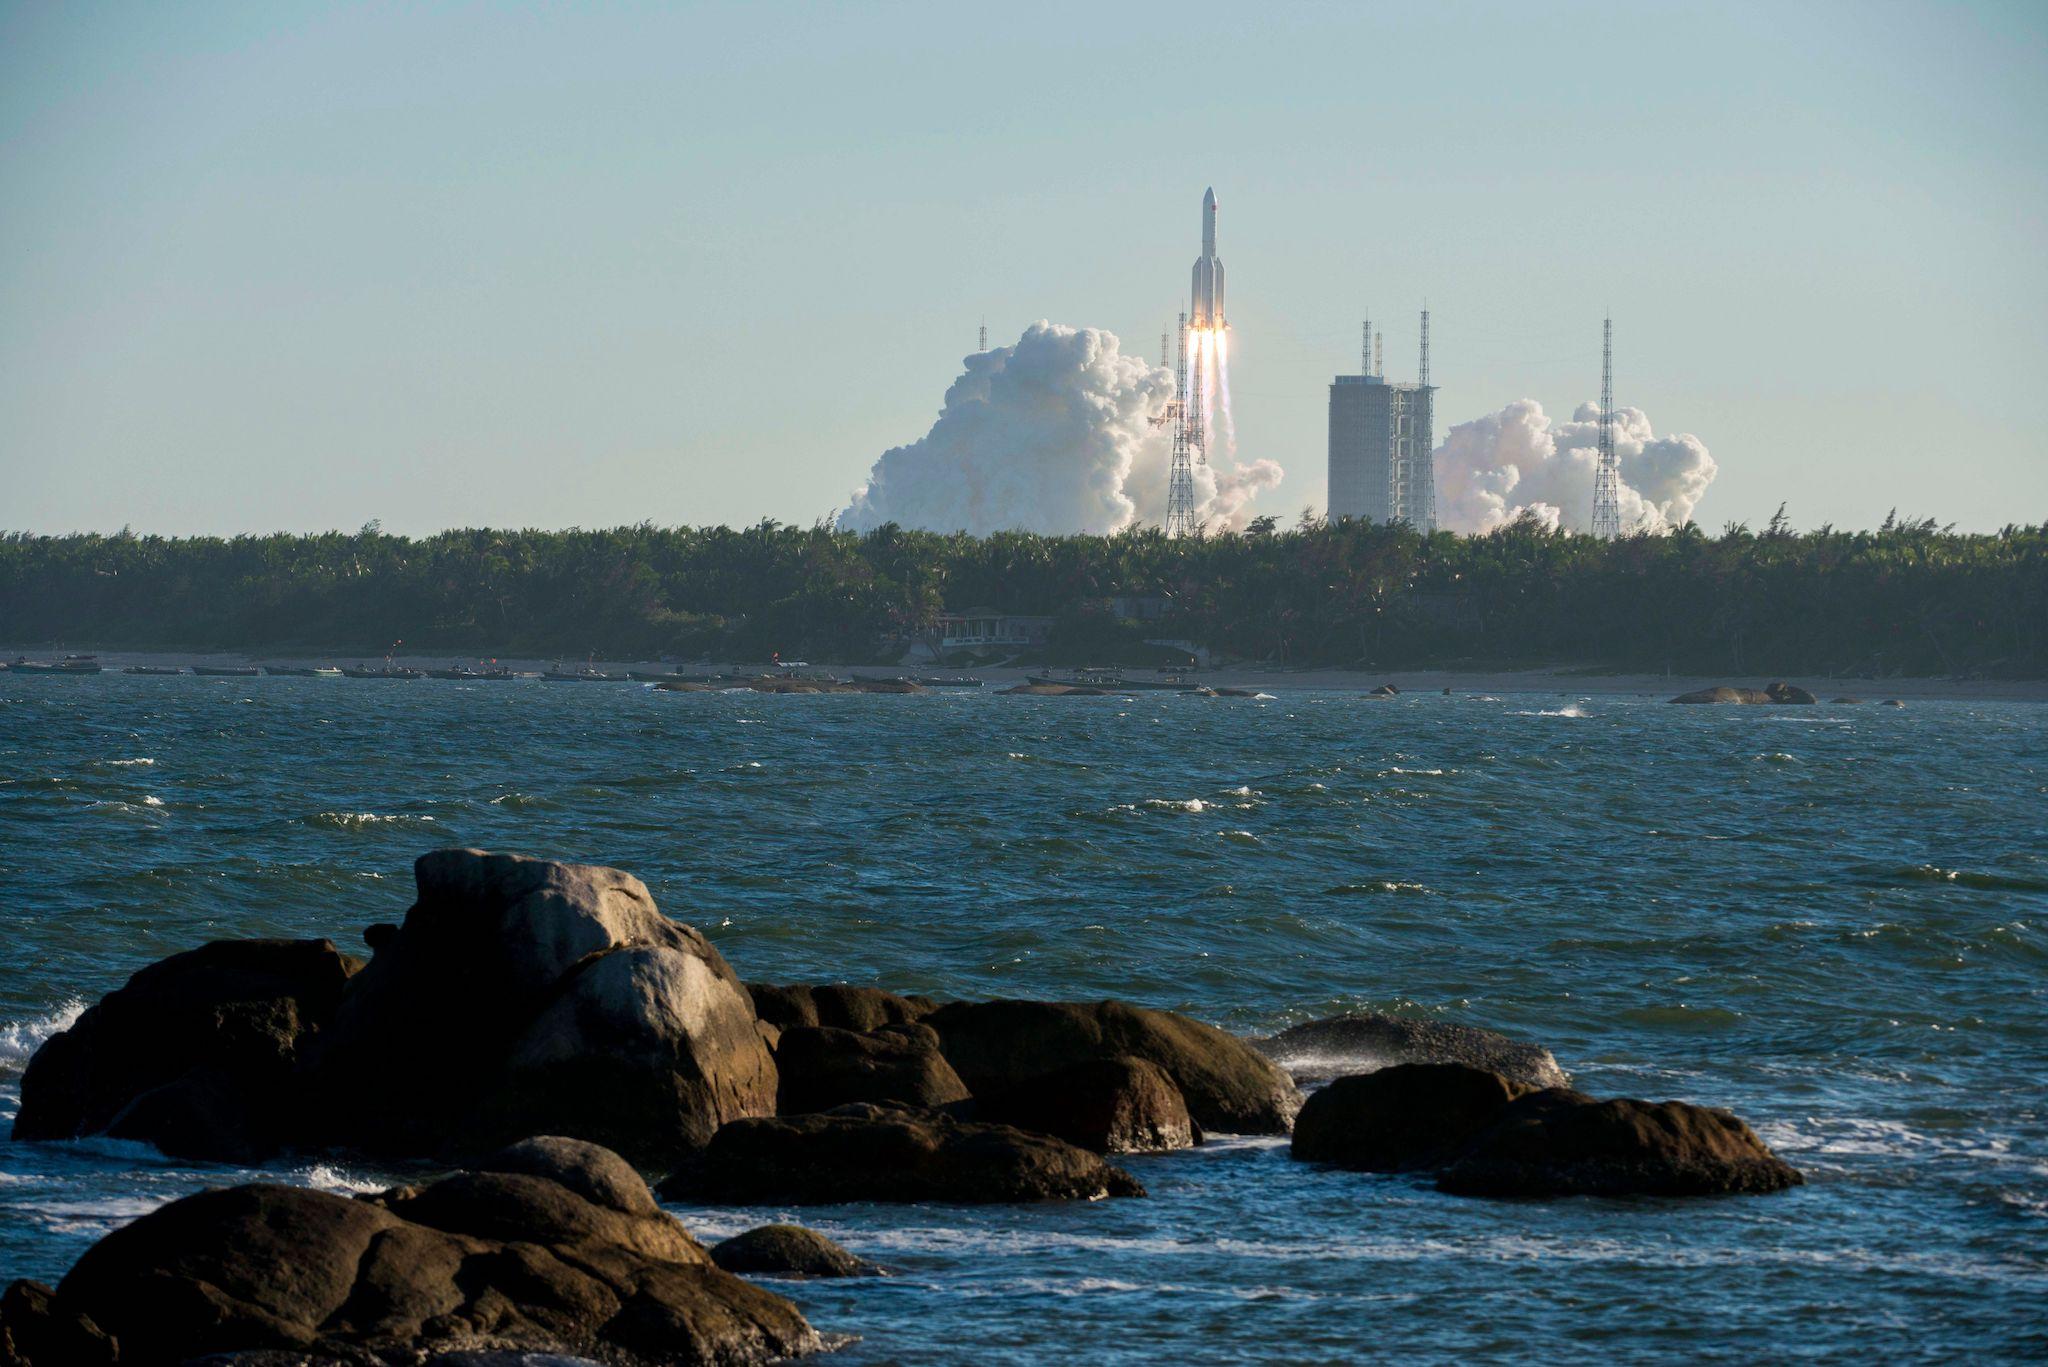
2;675;2044;1360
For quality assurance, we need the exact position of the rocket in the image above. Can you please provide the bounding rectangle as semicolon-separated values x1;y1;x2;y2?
1190;186;1225;330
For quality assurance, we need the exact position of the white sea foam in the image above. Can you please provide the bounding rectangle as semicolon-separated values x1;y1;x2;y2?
1511;703;1590;718
0;1000;85;1074
142;795;164;807
1143;798;1209;813
100;758;155;767
307;812;437;831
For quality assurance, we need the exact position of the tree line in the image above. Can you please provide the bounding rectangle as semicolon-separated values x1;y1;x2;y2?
2;513;2042;676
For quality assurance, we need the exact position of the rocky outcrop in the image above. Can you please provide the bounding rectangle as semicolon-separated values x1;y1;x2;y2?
1436;1089;1804;1197
1829;696;1865;704
660;1102;1145;1204
774;1022;970;1115
712;1225;883;1278
1368;684;1400;697
0;1136;819;1366
1253;1012;1568;1090
974;1056;1197;1154
998;683;1114;696
13;938;362;1163
923;999;1299;1135
748;982;939;1032
308;848;777;1165
1670;682;1821;705
1291;1064;1533;1172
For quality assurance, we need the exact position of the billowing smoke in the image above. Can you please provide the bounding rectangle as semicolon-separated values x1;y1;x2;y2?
840;321;1282;535
1434;399;1716;534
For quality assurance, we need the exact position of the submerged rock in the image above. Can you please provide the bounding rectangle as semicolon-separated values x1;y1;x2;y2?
975;1055;1198;1154
1436;1089;1803;1198
923;998;1299;1135
1253;1012;1568;1090
660;1102;1145;1204
1292;1063;1533;1172
1829;696;1865;705
13;937;362;1162
712;1225;883;1278
998;683;1112;696
308;848;778;1166
774;1022;970;1115
0;1137;819;1366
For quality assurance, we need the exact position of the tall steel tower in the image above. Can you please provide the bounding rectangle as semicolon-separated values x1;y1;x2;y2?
1166;313;1199;536
1591;315;1621;538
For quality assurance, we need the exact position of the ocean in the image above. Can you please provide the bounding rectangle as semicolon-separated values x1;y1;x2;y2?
1;674;2044;1360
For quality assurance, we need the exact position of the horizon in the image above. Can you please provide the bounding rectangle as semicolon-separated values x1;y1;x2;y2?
4;2;2045;537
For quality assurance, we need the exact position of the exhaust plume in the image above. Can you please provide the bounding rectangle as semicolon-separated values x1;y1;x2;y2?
841;322;1281;535
1434;399;1716;534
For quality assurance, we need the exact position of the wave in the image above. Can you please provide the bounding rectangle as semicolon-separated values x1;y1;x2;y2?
1510;703;1590;718
0;1000;84;1075
1884;864;2048;894
1142;798;1210;813
304;812;439;831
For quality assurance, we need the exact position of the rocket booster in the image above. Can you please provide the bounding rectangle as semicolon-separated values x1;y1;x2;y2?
1190;186;1225;330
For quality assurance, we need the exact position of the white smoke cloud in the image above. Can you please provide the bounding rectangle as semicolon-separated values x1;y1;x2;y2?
1434;399;1716;534
841;321;1282;535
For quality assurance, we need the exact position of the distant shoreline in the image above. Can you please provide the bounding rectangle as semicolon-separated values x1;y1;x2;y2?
8;648;2044;703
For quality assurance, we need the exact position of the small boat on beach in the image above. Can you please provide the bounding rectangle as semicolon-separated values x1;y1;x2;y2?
341;664;424;679
261;665;340;676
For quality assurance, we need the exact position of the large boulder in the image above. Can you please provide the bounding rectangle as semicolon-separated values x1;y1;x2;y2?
659;1102;1145;1204
712;1225;883;1278
1253;1012;1568;1090
1765;681;1818;704
774;1022;969;1115
1437;1089;1803;1197
1291;1063;1533;1172
747;982;939;1032
13;938;362;1162
922;999;1299;1135
974;1056;1197;1154
2;1138;818;1366
308;849;776;1165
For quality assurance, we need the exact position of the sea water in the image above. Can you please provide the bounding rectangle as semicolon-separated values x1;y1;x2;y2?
1;676;2043;1360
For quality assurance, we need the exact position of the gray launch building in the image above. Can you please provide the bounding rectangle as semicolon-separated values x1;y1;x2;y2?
1328;311;1436;531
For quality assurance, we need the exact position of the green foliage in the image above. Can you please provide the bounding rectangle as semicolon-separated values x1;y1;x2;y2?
1;519;2042;676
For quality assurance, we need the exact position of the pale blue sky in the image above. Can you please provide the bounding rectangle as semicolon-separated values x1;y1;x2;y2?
3;0;2043;535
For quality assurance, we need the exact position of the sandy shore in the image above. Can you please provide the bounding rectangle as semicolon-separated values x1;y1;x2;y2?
8;649;2044;703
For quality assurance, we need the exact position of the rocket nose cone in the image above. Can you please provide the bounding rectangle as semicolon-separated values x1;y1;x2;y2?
1204;187;1216;206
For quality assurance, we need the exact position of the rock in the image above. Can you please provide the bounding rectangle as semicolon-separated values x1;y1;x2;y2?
660;1102;1145;1204
655;680;719;692
1369;684;1400;697
1829;696;1865;704
362;921;398;950
11;1142;818;1366
974;1056;1197;1153
13;938;362;1161
1881;699;1905;707
712;1225;882;1278
1436;1089;1804;1198
1291;1064;1533;1172
774;1022;969;1115
0;1280;115;1367
747;982;938;1032
1669;685;1770;704
1765;681;1818;704
308;848;776;1166
1213;687;1262;698
1252;1012;1569;1090
478;1135;658;1216
923;998;1299;1135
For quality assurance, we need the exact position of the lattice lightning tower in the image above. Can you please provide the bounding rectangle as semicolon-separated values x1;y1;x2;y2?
1591;315;1621;539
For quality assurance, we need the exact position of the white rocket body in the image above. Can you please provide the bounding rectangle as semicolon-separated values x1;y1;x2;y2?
1190;186;1225;330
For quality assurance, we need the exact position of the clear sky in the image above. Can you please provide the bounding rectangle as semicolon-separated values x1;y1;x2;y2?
3;0;2043;536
